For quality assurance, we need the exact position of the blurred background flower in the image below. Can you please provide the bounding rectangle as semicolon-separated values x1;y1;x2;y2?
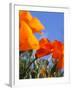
19;11;45;51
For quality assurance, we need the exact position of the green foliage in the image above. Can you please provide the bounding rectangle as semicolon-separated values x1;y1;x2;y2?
19;51;64;79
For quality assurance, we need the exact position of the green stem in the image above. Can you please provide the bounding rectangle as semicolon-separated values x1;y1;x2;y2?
24;58;37;78
26;58;37;71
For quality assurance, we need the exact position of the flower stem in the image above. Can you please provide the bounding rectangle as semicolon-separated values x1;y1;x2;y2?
24;58;37;78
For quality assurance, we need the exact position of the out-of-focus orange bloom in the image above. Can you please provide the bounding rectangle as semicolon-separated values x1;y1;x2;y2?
35;38;53;58
19;10;45;51
19;21;39;51
28;17;44;34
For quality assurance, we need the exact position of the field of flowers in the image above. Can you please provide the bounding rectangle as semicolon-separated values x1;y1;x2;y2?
19;11;64;79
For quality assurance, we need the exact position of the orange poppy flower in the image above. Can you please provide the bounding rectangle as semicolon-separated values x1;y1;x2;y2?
19;11;45;51
19;21;39;51
51;40;64;69
35;38;53;58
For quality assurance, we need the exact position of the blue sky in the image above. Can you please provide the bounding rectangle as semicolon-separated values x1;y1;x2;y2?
31;11;64;43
